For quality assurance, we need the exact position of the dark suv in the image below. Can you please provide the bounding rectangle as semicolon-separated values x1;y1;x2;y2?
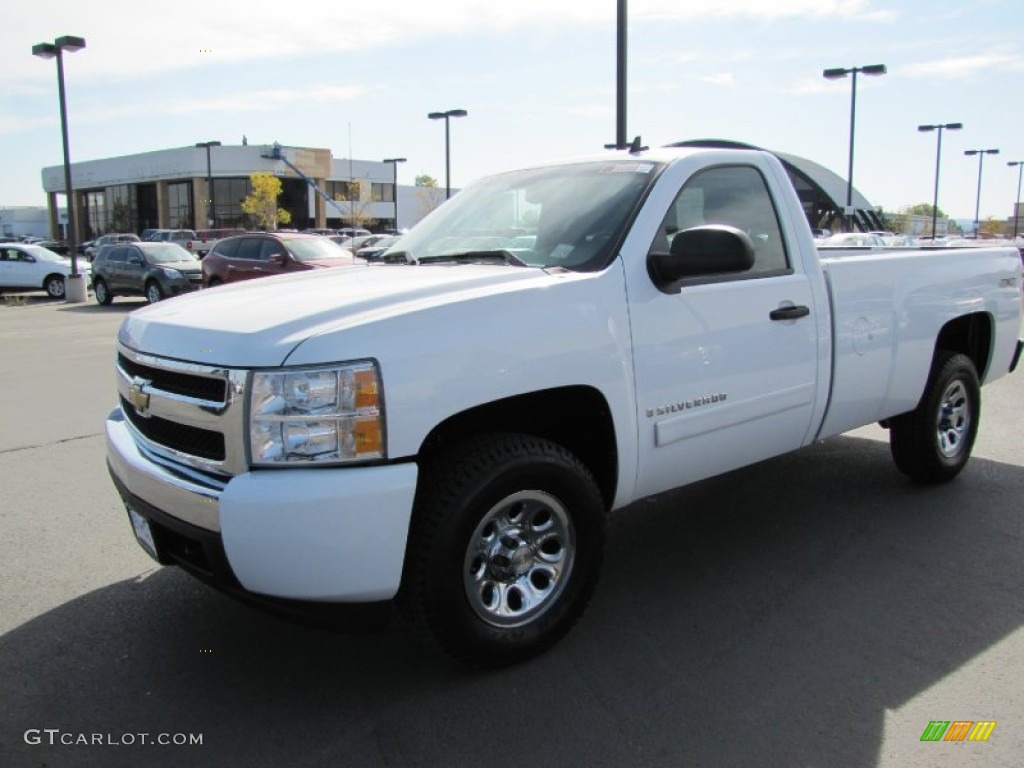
202;232;362;287
92;242;202;305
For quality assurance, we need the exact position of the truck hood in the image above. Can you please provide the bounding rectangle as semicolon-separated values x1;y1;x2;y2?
118;264;566;367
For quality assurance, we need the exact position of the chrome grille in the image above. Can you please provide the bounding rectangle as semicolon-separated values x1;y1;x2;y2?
116;344;248;476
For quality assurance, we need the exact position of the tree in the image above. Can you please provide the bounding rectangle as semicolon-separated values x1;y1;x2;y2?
979;216;1005;237
905;202;947;219
414;174;444;221
241;172;292;230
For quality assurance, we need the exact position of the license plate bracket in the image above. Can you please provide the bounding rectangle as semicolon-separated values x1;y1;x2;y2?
127;507;160;561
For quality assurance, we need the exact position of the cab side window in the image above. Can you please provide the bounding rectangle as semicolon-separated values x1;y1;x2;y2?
259;240;285;261
653;165;790;277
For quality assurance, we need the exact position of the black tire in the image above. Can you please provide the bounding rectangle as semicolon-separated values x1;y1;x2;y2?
93;278;113;306
145;280;164;304
402;433;606;667
44;274;65;299
890;351;980;484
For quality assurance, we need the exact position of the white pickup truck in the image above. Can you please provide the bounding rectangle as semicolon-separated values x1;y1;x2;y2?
106;146;1023;666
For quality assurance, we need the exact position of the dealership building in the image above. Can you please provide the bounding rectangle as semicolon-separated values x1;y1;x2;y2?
40;143;440;241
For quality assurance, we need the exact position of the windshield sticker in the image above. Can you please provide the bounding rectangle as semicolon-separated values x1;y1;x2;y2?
600;163;655;174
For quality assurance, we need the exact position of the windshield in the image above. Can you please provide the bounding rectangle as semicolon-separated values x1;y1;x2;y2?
145;244;198;263
285;237;355;262
392;160;663;271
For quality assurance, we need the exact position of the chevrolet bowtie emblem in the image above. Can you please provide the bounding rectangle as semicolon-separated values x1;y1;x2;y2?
128;376;152;418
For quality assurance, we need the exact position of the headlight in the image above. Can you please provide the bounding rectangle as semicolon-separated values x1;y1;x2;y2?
248;362;383;466
160;267;183;279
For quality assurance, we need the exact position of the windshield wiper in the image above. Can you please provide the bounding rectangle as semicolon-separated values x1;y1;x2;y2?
414;250;530;267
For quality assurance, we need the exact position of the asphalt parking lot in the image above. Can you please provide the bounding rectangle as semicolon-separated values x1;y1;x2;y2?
1;292;1022;768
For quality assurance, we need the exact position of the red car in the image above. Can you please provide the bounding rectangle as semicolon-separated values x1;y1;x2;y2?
202;233;362;287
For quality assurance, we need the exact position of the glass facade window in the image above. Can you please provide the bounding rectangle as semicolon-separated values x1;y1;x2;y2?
167;182;193;229
212;177;252;228
371;182;394;203
327;180;360;201
82;190;106;240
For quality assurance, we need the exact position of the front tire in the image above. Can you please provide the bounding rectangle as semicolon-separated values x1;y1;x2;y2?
403;433;606;667
145;280;164;304
93;278;113;306
890;351;980;484
44;274;65;299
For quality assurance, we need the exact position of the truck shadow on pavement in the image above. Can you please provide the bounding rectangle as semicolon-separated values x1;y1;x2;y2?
2;436;1022;768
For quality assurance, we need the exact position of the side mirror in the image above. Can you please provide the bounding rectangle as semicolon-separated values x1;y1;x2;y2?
647;225;755;293
268;252;284;264
128;255;144;266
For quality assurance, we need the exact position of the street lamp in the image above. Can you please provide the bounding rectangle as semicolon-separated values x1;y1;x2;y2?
822;63;887;231
32;34;86;302
382;157;406;231
1008;161;1024;240
964;148;1000;237
427;109;468;200
917;122;962;239
195;141;221;228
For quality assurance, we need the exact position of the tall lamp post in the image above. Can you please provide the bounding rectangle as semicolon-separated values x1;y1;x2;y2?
822;63;887;232
427;109;468;199
32;34;86;302
917;122;962;239
1008;160;1024;240
382;157;406;231
195;141;221;228
964;148;1000;237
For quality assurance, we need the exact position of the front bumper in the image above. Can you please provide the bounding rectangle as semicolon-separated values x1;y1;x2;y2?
106;407;418;602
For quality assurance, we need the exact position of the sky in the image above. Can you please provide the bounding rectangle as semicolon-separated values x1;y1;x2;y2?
2;0;1023;224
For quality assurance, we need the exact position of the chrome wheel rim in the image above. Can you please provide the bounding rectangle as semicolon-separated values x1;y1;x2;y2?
146;284;161;303
95;282;107;303
463;490;575;628
47;278;64;298
937;379;970;458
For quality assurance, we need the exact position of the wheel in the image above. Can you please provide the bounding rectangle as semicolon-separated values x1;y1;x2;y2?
403;433;606;667
889;351;980;484
93;278;113;306
145;280;164;304
44;274;65;299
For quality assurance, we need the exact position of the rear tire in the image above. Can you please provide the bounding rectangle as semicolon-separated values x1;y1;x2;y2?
890;351;980;484
402;433;606;667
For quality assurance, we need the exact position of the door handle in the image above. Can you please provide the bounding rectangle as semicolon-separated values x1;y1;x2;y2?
770;305;810;321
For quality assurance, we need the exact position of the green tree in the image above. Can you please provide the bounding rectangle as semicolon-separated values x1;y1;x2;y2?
241;172;292;230
905;202;947;219
414;174;444;221
979;216;1005;237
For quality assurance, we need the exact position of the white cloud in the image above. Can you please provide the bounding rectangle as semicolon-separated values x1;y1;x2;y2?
903;52;1024;79
4;0;894;85
700;73;736;87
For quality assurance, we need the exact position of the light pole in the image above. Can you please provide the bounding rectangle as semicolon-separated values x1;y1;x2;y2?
427;109;468;199
917;122;962;239
964;148;1000;237
32;34;86;302
382;157;406;231
195;141;221;228
1008;161;1024;240
823;63;887;232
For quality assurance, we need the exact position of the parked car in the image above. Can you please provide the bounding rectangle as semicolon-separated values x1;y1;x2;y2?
140;228;163;241
86;233;141;261
335;227;371;238
35;240;71;256
191;228;247;258
354;234;401;261
818;232;887;247
347;234;391;253
0;242;91;298
91;242;201;305
202;232;363;287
